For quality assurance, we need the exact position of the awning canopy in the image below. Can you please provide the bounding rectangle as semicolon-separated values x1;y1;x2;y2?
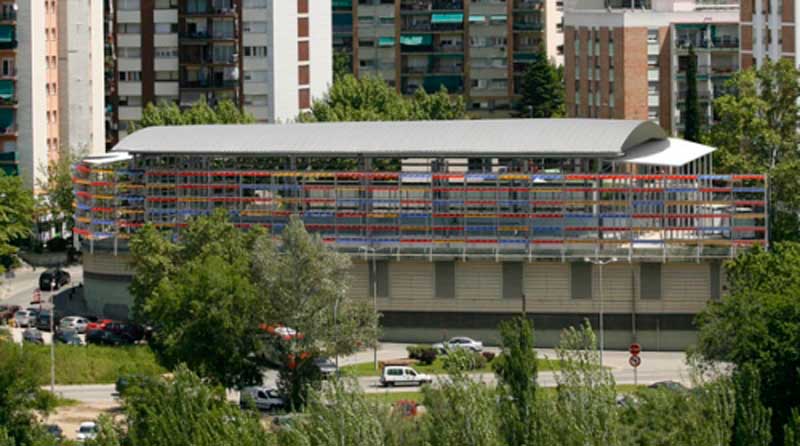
431;13;463;24
400;35;433;46
0;108;13;130
332;0;351;8
0;80;14;100
469;15;485;23
0;26;13;43
617;138;715;167
378;36;395;47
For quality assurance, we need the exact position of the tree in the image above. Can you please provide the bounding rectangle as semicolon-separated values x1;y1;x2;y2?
732;365;772;446
786;409;800;446
0;172;34;275
514;55;564;118
299;75;466;122
0;343;56;446
694;243;800;443
333;51;352;80
89;366;273;446
129;212;378;405
493;316;543;446
683;45;702;142
704;59;800;240
131;97;255;131
37;145;86;234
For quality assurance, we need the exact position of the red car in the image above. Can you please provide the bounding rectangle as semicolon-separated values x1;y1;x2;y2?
85;319;113;332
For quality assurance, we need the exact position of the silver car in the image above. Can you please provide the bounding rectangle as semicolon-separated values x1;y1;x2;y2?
60;316;89;334
14;310;38;328
433;336;484;353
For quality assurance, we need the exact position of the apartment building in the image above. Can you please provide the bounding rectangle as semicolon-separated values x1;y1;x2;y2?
332;0;558;117
563;0;739;135
740;0;800;68
105;0;332;147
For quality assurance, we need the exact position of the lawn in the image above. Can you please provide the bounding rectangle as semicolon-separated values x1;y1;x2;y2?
20;344;166;385
341;356;561;377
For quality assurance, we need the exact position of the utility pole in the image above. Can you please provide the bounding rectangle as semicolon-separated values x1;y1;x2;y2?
359;246;379;370
49;290;55;393
584;257;618;367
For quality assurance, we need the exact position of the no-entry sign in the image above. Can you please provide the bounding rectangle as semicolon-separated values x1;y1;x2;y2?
629;343;641;356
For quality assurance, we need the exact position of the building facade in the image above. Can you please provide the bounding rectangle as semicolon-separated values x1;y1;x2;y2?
740;0;800;69
104;0;332;148
332;0;558;117
72;119;768;349
563;0;739;136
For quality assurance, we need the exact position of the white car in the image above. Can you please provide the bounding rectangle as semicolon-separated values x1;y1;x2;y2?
60;316;89;334
240;387;285;411
380;366;432;387
433;337;484;353
14;310;37;328
76;421;98;442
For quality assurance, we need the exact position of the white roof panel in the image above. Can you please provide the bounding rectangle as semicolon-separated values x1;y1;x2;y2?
616;138;715;167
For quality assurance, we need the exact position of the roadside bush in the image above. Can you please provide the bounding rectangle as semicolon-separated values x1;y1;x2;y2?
418;348;438;366
482;351;496;362
407;345;431;360
443;349;486;372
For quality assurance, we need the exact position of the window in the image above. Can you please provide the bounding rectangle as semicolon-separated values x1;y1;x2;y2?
244;94;268;106
155;47;178;58
244;46;268;57
154;70;179;80
502;262;523;299
155;23;177;33
118;0;140;10
647;29;658;43
243;0;267;6
368;260;390;298
435;262;455;299
213;44;235;62
359;39;375;47
155;0;178;8
119;71;142;81
640;263;662;299
1;58;13;77
117;23;141;34
571;263;592;299
118;47;141;58
244;70;268;82
648;54;658;66
118;95;143;106
243;21;267;33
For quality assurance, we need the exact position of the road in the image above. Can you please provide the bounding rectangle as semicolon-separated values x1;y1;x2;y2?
53;344;690;403
0;265;83;309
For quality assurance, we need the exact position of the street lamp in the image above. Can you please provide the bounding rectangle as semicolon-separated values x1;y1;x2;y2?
583;256;618;367
358;246;379;370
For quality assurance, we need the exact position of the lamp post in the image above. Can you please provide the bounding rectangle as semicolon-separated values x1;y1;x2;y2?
359;246;378;370
583;257;618;367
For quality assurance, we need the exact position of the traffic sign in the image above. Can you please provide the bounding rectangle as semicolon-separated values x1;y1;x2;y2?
629;343;641;356
629;355;641;368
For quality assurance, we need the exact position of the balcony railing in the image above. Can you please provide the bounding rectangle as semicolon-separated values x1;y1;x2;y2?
400;0;464;11
0;11;16;21
180;79;238;89
676;38;740;49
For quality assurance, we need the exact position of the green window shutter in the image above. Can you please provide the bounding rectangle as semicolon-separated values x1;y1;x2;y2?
490;15;507;21
400;35;433;46
0;108;13;129
469;15;485;23
571;262;592;299
332;14;353;26
640;263;662;299
502;262;523;299
0;79;14;100
332;0;352;8
378;37;395;47
0;26;13;43
0;164;17;176
431;13;463;24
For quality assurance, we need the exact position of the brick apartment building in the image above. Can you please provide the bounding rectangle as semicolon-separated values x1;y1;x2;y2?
563;0;738;135
740;0;800;69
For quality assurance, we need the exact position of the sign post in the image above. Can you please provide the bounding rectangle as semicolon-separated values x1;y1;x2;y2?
628;343;642;386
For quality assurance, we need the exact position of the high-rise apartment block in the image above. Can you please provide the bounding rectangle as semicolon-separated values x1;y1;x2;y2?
332;0;560;117
0;1;104;192
104;0;332;147
740;0;799;69
563;0;738;135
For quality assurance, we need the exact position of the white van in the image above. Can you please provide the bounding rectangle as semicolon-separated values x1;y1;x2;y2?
380;366;433;387
240;387;285;411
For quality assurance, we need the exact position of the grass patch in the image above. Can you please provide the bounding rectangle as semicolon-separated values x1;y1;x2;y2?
21;344;166;385
365;391;424;405
342;356;561;377
52;395;80;408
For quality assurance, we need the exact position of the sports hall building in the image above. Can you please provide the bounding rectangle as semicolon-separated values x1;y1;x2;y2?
72;119;767;349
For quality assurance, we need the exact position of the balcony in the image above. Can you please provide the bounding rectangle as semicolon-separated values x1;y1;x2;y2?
400;0;464;11
0;25;15;49
0;79;14;105
513;0;543;9
180;79;239;89
180;30;237;41
183;0;236;16
513;21;543;31
0;10;15;22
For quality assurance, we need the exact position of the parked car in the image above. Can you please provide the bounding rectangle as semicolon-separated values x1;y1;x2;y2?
380;366;432;387
314;357;338;378
0;304;20;321
85;318;113;332
86;329;133;346
432;337;484;353
240;387;285;412
14;310;38;328
106;321;145;342
648;381;689;393
36;311;59;331
39;269;70;291
76;421;98;442
55;328;84;346
44;424;63;440
22;328;44;344
60;316;89;333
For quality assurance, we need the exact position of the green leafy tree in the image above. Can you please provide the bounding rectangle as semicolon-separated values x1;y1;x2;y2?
0;343;56;446
299;75;466;122
551;322;621;446
131;98;255;131
515;55;564;118
704;59;800;240
683;45;701;142
94;366;273;446
694;243;800;443
493;315;543;446
36;145;86;233
786;409;800;446
732;364;772;446
333;51;353;80
0;172;34;275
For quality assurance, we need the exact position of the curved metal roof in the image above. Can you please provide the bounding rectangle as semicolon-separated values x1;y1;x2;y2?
112;119;668;158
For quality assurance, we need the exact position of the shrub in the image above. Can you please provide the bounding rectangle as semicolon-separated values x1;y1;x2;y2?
443;350;486;371
418;348;438;366
407;345;430;360
482;351;496;362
